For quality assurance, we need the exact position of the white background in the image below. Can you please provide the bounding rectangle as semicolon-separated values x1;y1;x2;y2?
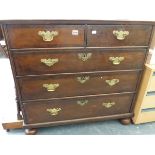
0;0;155;20
0;0;155;154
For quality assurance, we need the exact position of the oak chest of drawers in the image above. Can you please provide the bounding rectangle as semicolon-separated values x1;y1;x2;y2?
1;20;155;134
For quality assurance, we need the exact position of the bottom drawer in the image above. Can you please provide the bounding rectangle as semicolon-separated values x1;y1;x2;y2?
138;109;155;123
23;93;134;124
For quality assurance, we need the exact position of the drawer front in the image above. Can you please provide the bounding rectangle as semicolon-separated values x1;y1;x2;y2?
143;97;155;109
148;73;155;91
139;110;155;123
6;25;85;49
18;71;140;100
142;92;155;109
87;25;152;47
23;93;134;124
13;49;146;76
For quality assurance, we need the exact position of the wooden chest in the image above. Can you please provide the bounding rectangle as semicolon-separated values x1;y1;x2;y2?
1;20;155;134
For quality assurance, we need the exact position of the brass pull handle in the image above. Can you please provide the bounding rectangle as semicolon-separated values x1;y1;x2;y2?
102;102;115;108
109;57;124;65
41;58;59;67
77;100;88;106
43;83;59;92
105;79;119;86
38;30;59;41
113;30;129;40
78;53;92;61
77;76;90;84
47;108;62;116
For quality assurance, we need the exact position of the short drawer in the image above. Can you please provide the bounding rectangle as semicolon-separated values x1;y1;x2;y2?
18;71;140;101
87;25;152;47
13;49;146;76
6;25;85;49
23;93;133;124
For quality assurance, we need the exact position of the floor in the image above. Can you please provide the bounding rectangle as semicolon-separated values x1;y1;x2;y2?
0;53;155;135
1;120;155;135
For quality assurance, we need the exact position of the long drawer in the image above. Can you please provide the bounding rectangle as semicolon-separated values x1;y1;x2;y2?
13;49;146;76
23;93;134;124
6;25;85;49
18;71;140;100
87;25;152;47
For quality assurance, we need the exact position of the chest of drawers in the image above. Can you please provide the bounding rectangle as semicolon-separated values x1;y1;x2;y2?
1;20;155;134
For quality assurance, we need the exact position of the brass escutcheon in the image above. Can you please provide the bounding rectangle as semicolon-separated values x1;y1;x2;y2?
77;100;88;106
77;76;90;84
78;53;92;61
41;58;59;67
113;30;129;40
102;102;115;108
43;83;59;92
38;30;59;41
46;108;62;116
105;79;119;86
109;57;124;65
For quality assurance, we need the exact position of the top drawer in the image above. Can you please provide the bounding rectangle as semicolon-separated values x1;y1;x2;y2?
87;25;152;47
6;25;85;49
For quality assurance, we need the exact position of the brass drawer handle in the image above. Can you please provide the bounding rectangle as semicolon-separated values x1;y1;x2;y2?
113;30;129;40
102;102;115;108
77;76;90;84
47;108;62;116
105;79;119;86
109;57;124;65
77;100;88;106
38;30;59;42
43;83;59;92
78;53;92;61
41;58;59;67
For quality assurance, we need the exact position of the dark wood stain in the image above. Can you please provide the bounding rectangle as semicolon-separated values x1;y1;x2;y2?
18;71;140;100
87;25;152;47
1;20;154;132
1;20;155;25
6;25;85;49
23;93;134;124
13;49;146;76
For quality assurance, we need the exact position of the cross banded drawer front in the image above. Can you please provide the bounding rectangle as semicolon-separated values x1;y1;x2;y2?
23;93;133;124
6;25;85;49
87;25;152;47
13;49;146;76
18;71;140;100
